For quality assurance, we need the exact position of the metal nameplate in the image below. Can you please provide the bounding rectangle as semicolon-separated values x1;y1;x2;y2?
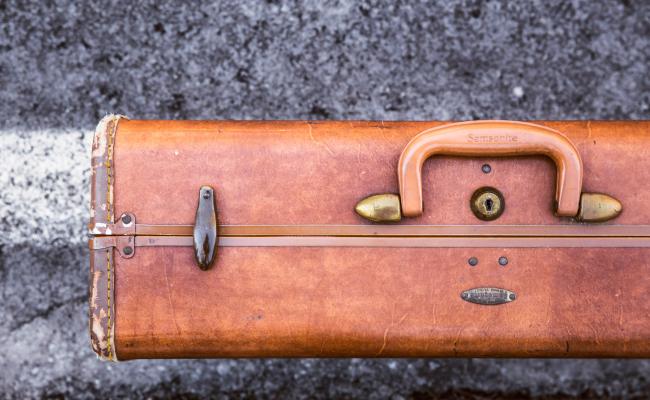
461;287;516;305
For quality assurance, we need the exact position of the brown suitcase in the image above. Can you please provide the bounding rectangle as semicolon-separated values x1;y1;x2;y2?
89;115;650;361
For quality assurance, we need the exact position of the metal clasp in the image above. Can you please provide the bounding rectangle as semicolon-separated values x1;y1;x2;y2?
193;186;218;270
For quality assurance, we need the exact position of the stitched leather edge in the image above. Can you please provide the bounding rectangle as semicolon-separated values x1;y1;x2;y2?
89;114;125;361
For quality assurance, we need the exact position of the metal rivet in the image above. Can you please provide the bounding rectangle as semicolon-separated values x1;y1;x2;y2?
481;164;492;174
203;191;211;199
461;292;469;299
509;293;516;301
121;214;132;224
499;256;508;266
123;246;133;255
468;257;478;266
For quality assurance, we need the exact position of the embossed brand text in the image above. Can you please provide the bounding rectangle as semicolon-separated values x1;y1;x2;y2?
467;134;519;143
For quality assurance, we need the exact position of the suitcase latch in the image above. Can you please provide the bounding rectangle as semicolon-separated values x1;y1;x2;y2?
89;186;220;270
193;186;218;270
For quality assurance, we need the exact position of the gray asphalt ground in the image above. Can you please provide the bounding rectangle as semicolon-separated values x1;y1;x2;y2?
0;0;649;398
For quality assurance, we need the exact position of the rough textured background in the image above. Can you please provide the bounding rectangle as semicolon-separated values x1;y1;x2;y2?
0;0;649;398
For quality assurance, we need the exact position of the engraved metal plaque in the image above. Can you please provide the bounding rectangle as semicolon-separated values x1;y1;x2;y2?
461;287;516;305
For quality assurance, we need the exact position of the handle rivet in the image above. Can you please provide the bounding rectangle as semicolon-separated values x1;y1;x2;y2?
123;246;133;255
203;191;211;199
121;214;132;225
509;293;516;301
498;256;508;266
468;257;478;266
481;164;492;174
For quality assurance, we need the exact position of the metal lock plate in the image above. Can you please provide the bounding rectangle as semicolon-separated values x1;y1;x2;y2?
470;187;505;221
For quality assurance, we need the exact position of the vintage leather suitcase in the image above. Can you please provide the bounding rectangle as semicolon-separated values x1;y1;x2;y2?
89;115;650;361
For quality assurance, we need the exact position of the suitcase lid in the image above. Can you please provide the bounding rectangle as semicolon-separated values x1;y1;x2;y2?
89;115;650;268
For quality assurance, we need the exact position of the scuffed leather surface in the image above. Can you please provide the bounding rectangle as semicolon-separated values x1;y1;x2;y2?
116;246;649;358
114;120;649;226
89;248;116;360
112;120;650;358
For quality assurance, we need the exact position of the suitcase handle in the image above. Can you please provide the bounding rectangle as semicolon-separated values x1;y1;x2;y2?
397;121;583;217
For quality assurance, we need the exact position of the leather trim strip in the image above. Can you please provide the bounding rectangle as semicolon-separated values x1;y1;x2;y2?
132;224;650;238
90;235;650;249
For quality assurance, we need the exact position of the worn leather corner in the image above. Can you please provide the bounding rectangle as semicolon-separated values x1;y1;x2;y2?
89;115;126;362
89;248;118;361
90;114;127;228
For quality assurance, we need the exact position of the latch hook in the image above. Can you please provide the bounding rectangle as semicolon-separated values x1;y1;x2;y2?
194;186;218;270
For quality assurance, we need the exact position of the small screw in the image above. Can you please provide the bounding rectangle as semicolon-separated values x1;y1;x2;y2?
468;257;478;266
203;191;211;199
461;292;469;299
498;256;508;266
481;164;492;174
509;293;516;301
123;246;133;255
121;214;132;225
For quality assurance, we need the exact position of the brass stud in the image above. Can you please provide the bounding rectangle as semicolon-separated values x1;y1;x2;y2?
355;193;402;222
576;192;622;222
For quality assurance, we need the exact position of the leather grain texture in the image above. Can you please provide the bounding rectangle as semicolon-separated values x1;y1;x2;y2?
99;119;650;359
116;246;649;358
113;120;649;226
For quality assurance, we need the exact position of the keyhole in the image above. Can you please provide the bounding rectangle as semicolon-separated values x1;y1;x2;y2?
485;198;493;212
470;187;505;221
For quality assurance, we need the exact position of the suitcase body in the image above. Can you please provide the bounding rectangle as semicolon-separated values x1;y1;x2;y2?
89;116;650;360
